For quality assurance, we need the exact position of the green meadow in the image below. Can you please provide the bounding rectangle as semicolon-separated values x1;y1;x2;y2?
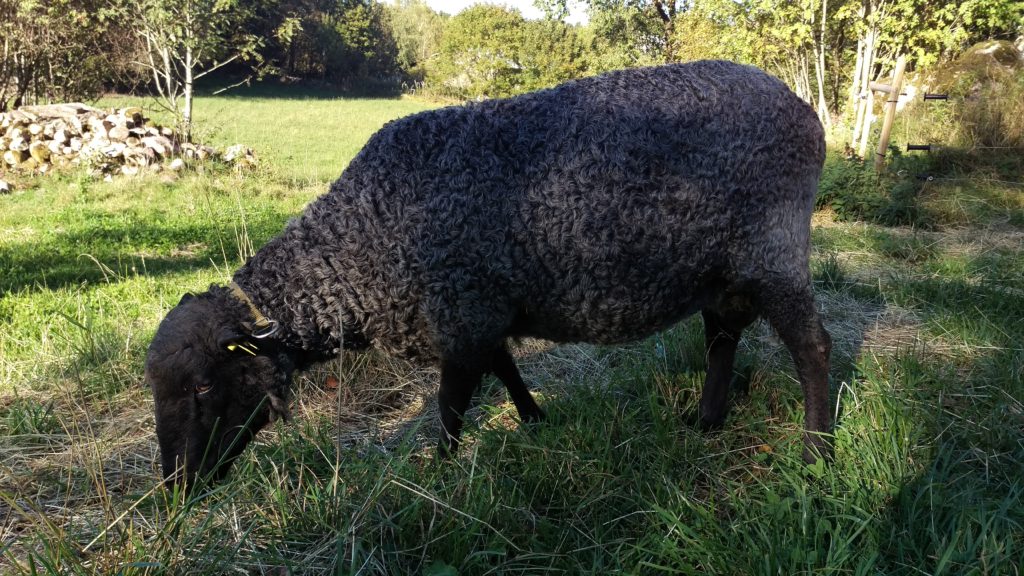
1;89;1022;574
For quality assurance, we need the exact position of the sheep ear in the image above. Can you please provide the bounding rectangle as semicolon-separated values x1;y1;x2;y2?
178;293;195;305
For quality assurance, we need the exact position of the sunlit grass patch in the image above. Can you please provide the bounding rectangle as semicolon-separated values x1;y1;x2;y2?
99;91;437;184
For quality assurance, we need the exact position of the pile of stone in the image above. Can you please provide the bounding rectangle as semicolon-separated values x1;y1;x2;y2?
0;102;256;186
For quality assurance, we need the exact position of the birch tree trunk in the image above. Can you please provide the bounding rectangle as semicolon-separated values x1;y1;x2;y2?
814;0;831;130
850;0;870;148
184;47;194;142
852;25;876;153
849;34;863;124
802;54;813;106
856;35;876;157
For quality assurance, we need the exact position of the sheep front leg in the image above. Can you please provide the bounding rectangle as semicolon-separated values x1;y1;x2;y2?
437;359;484;457
491;347;545;424
763;283;834;464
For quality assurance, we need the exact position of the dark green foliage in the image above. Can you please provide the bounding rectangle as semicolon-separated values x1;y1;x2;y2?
819;143;1023;228
260;0;400;84
817;151;933;227
0;0;131;110
816;154;886;219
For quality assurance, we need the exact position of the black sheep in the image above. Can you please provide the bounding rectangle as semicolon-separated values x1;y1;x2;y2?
146;60;833;488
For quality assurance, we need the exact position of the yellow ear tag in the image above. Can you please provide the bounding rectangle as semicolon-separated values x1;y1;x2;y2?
227;343;258;356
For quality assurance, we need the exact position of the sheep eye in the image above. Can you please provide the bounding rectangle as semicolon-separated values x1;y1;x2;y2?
196;383;213;395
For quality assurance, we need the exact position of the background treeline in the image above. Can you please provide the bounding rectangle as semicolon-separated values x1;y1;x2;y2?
1;0;1021;124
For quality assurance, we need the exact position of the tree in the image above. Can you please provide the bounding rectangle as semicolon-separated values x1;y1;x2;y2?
0;0;124;111
544;0;688;62
387;0;447;84
518;18;591;91
426;4;591;99
427;5;527;98
252;0;398;86
134;0;266;139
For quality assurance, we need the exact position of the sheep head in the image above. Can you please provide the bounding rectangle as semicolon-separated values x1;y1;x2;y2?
146;289;294;491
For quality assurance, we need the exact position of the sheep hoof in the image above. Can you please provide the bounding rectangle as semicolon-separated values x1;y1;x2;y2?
520;407;545;424
436;436;460;460
698;416;725;433
801;435;835;466
683;409;725;433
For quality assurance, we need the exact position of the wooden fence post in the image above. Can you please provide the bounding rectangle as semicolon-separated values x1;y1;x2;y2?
873;55;907;172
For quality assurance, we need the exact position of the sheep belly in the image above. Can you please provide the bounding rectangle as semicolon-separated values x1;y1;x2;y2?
509;186;732;344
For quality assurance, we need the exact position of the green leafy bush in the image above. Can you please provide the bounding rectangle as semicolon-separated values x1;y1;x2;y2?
424;5;590;100
817;151;931;227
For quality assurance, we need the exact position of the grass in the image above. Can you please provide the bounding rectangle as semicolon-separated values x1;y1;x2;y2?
2;86;1023;575
97;87;437;184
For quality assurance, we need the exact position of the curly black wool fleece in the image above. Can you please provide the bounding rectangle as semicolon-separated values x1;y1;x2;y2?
236;61;824;360
148;60;833;486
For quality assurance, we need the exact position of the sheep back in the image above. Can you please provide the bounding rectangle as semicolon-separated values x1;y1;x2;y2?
234;60;825;363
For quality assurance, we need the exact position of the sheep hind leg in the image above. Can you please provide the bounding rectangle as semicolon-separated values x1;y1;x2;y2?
697;306;757;432
436;359;485;458
761;281;834;464
491;346;545;424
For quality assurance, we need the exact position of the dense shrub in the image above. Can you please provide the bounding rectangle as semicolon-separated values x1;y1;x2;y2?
424;5;590;100
817;151;931;227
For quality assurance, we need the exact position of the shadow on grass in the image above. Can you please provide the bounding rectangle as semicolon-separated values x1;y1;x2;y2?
870;271;1024;572
875;346;1024;573
0;211;293;296
192;77;407;101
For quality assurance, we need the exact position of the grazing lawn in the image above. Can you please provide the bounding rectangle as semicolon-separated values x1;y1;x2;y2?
1;88;1022;575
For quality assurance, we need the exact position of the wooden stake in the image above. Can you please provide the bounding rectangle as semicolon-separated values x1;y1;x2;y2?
874;55;907;173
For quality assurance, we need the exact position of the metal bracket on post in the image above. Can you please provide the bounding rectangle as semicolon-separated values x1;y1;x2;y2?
905;94;949;154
